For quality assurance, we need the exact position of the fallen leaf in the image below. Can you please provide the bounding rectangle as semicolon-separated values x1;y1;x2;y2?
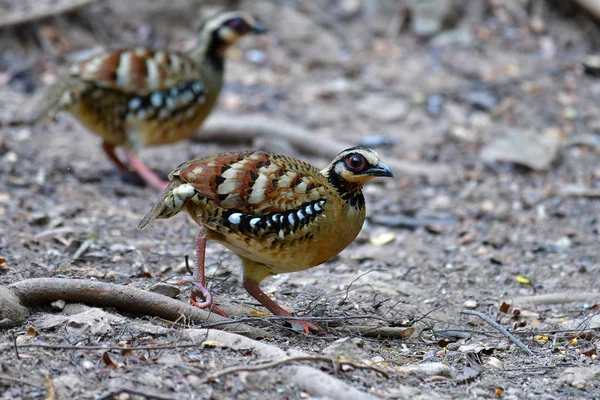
369;232;396;246
102;352;117;369
201;340;229;348
516;275;533;285
480;128;560;171
25;326;38;337
494;387;504;397
249;310;271;317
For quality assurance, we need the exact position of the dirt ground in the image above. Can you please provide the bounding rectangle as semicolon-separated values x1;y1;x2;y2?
2;0;600;399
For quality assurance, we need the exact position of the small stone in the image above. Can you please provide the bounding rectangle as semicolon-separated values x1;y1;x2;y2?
51;299;66;311
559;366;600;389
446;342;460;351
398;362;454;379
466;90;498;111
322;337;369;361
28;212;50;226
463;299;479;309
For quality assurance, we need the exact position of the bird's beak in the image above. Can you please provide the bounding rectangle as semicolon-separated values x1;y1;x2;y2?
251;20;268;34
366;161;394;178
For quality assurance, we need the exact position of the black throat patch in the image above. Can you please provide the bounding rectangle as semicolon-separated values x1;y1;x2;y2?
326;167;365;210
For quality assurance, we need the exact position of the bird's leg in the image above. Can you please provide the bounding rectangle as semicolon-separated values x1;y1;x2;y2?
101;142;128;171
242;278;320;334
123;150;168;191
178;226;228;317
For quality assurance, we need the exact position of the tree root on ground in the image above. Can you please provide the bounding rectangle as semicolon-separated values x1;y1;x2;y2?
507;292;600;306
0;0;102;29
186;329;383;400
199;115;453;180
0;278;268;339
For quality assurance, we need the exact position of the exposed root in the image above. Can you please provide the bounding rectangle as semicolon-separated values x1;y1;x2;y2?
199;115;453;179
0;278;268;339
507;292;600;306
206;354;390;381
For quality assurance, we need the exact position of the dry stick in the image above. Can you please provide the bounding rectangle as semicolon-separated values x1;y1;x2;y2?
198;115;453;179
461;310;534;356
334;325;414;339
0;374;42;389
572;0;600;20
45;375;56;400
206;354;390;381
0;0;102;28
2;278;268;339
507;292;600;306
94;388;177;400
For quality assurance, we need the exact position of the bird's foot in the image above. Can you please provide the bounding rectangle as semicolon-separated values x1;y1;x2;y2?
289;317;320;335
178;276;228;317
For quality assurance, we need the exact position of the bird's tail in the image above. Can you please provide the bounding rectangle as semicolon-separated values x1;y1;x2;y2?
138;178;191;229
30;73;86;122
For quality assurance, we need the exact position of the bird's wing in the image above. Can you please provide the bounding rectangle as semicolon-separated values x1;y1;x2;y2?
71;48;202;96
174;151;330;215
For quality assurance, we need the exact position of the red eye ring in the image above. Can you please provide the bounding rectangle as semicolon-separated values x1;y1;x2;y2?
227;18;249;33
345;154;366;171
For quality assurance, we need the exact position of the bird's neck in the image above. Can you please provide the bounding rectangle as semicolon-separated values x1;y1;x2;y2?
323;169;365;210
188;29;226;72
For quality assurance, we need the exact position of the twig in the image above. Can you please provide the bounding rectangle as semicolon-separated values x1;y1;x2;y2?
0;0;103;28
197;314;387;329
572;0;600;20
507;292;600;306
334;325;414;339
198;115;453;180
339;269;387;306
0;374;42;389
94;388;177;400
13;334;20;360
461;310;534;356
206;355;390;381
45;375;55;400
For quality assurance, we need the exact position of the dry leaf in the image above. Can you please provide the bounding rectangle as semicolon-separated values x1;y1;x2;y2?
516;275;532;285
201;340;229;348
369;232;396;246
249;310;271;317
102;352;117;369
582;348;597;358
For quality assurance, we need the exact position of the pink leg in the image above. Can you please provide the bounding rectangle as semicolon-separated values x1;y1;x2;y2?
242;278;320;334
123;150;168;191
101;142;128;171
178;227;228;317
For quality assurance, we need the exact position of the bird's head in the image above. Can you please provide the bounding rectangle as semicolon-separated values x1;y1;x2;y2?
202;11;267;47
324;147;393;188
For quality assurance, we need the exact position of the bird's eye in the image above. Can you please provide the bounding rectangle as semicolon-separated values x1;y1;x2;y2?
345;154;366;171
227;18;249;33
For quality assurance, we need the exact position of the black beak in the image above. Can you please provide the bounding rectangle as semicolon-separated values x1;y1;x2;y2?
251;20;267;34
366;161;394;178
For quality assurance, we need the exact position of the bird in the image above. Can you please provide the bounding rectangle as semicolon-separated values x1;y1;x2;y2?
40;11;267;191
138;147;393;333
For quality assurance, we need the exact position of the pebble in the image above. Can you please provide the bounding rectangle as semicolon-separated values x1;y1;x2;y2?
463;299;479;309
398;362;454;379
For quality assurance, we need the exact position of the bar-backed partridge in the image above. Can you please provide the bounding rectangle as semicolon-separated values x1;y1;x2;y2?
138;147;393;333
42;11;267;190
